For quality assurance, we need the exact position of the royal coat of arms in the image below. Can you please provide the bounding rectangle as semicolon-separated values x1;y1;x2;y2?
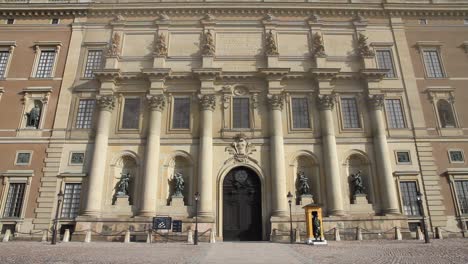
225;135;258;164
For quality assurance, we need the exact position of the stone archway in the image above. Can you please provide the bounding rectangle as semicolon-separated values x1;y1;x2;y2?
222;166;262;241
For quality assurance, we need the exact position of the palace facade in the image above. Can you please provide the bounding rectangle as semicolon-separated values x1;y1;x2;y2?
0;0;468;241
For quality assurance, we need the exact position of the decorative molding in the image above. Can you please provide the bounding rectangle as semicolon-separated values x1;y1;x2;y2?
153;33;168;57
356;33;375;57
107;32;121;57
267;93;284;110
96;95;115;111
316;94;335;111
311;32;326;58
225;134;258;165
198;94;216;111
264;30;279;56
146;94;166;111
367;94;385;110
201;30;215;56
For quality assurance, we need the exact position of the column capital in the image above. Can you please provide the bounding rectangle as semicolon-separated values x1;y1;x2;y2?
146;94;166;111
317;94;336;110
267;93;284;110
198;94;216;111
368;94;385;110
96;95;115;111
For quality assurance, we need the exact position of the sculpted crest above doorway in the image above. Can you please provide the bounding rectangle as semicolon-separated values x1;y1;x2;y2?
225;134;258;165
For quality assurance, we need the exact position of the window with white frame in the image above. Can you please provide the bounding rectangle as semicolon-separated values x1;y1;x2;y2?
232;97;250;129
291;97;310;129
75;99;95;129
0;51;10;78
400;181;421;216
83;50;103;78
341;97;360;129
121;97;140;129
385;99;406;128
3;183;26;218
35;49;56;78
61;183;82;219
376;49;396;78
449;150;465;163
15;151;32;166
172;97;191;129
422;49;445;78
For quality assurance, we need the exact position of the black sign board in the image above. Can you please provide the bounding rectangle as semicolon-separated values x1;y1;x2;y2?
153;216;172;230
172;220;182;232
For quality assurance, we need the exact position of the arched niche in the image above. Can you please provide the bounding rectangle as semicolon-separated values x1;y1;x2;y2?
109;154;139;207
165;153;194;206
437;99;456;128
344;153;373;203
290;153;321;205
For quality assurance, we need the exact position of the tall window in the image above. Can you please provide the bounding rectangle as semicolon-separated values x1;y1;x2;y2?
341;98;360;129
385;99;406;128
291;98;310;129
172;97;191;129
400;181;421;216
376;50;396;78
121;98;140;129
35;50;56;78
423;50;444;78
437;100;456;128
233;98;250;129
83;50;103;78
75;99;95;129
61;183;82;219
3;183;26;218
0;51;10;78
455;181;468;214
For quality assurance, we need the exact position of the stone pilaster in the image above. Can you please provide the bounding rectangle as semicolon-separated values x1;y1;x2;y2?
317;94;345;216
82;95;115;217
138;95;165;216
267;93;288;217
368;94;399;215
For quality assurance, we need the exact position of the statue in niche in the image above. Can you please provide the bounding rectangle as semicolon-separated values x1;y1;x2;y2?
172;171;185;197
265;30;279;56
312;213;321;240
201;30;215;56
356;33;375;57
154;33;168;56
298;171;311;196
311;33;326;57
115;172;131;196
25;101;41;129
351;170;365;195
108;33;121;56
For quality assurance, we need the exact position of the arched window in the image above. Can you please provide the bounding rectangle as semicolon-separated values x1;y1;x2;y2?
437;99;456;128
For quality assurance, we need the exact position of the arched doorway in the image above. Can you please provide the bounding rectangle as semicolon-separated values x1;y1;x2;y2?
223;167;262;241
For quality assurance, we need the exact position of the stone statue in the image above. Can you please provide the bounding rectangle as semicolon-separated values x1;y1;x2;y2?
356;33;375;57
351;170;365;195
311;32;326;57
201;30;215;56
265;30;279;56
298;171;310;195
172;171;184;197
312;214;321;240
116;172;131;196
154;33;168;56
108;33;121;56
26;102;41;128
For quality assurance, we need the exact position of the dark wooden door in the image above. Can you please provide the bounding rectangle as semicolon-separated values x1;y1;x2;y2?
223;167;262;241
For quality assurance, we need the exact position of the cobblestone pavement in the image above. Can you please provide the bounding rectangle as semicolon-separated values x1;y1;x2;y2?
0;239;467;264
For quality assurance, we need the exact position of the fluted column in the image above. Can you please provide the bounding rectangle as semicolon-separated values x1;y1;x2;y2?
268;94;288;217
139;95;165;216
197;94;215;218
83;95;115;217
368;95;399;214
317;94;345;216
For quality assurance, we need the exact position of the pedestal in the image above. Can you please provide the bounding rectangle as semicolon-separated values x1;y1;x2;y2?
306;238;328;246
300;194;314;205
350;194;375;215
109;195;132;217
114;195;130;206
352;194;368;204
170;195;185;207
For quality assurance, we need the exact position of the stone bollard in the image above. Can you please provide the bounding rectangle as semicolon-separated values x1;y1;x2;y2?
435;227;443;239
124;230;131;243
210;229;216;244
41;230;48;242
416;227;424;241
2;229;11;242
295;229;301;243
395;227;402;241
146;230;152;244
270;229;276;242
84;230;92;243
334;227;341;241
356;227;363;241
187;229;194;244
62;229;70;243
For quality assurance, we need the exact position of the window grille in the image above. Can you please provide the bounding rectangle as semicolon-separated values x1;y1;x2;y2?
121;98;140;129
291;98;310;129
0;51;10;78
83;50;103;78
423;50;444;78
341;98;360;129
376;50;396;78
3;183;26;218
233;98;250;129
35;50;56;78
75;99;95;129
385;99;406;128
61;183;82;219
400;181;421;216
172;98;191;129
455;181;468;214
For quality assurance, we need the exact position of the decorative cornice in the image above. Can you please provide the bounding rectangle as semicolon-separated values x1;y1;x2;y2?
198;94;216;111
141;68;171;80
267;93;284;111
258;68;290;80
93;69;121;82
310;68;340;81
360;69;387;82
192;68;222;80
146;94;166;111
96;95;115;111
316;94;335;111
